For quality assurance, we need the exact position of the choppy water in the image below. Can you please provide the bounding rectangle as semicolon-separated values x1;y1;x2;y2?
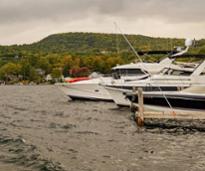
0;85;205;171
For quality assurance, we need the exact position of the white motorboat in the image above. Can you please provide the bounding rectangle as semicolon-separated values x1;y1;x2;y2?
126;85;205;113
105;60;205;107
57;77;112;101
57;57;173;101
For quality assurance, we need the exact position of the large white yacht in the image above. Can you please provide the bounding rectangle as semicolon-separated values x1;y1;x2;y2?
105;59;205;107
126;85;205;113
57;57;173;101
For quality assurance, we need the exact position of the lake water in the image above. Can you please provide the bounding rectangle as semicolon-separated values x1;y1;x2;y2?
0;86;205;171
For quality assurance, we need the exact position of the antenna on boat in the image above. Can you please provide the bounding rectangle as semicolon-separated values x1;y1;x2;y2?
171;39;193;57
114;23;120;55
114;22;143;63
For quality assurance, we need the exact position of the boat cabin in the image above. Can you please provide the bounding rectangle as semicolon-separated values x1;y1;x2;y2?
161;67;193;76
111;63;147;79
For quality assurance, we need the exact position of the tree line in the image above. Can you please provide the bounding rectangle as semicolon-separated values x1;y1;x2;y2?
0;32;204;84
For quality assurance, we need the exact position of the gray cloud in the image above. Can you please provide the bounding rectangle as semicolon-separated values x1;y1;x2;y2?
1;0;205;24
0;0;205;44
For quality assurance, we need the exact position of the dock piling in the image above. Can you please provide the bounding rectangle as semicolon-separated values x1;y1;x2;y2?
136;88;144;127
131;88;205;130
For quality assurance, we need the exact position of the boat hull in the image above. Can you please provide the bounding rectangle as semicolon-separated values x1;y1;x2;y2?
105;87;131;107
105;85;187;108
57;83;113;101
127;92;205;112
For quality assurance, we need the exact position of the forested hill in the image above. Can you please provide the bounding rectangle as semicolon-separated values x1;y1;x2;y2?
0;32;205;84
32;33;205;54
1;32;205;56
20;33;186;54
33;33;184;54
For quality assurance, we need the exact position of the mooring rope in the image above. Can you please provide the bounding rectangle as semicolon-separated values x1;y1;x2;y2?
114;22;176;116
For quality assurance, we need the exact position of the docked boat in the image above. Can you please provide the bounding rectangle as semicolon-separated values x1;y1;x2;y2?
105;60;205;107
126;85;205;113
57;57;173;101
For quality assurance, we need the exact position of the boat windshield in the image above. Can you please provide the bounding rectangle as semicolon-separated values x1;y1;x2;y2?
162;68;192;76
111;68;145;79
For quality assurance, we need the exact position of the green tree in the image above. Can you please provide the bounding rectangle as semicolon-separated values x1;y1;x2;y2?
0;62;21;83
51;68;62;80
20;61;40;82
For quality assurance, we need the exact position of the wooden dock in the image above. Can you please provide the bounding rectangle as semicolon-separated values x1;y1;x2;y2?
132;88;205;130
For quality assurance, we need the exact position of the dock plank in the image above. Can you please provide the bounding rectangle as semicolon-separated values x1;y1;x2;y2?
140;111;205;120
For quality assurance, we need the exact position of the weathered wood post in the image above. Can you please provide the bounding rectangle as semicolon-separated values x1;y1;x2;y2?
137;88;144;127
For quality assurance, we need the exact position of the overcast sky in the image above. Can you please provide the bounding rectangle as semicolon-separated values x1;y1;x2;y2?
0;0;205;45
